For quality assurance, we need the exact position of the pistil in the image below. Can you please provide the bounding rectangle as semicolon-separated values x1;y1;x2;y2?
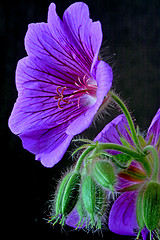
54;75;97;109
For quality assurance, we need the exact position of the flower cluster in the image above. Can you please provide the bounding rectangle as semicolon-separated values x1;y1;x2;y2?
9;2;160;240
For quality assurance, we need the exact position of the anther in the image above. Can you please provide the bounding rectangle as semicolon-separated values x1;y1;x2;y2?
54;86;69;109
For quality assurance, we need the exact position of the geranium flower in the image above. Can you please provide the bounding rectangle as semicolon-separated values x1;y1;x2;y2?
8;2;113;167
66;108;160;239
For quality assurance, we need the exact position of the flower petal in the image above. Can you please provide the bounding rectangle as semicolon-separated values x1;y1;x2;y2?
8;56;75;167
66;60;113;135
62;2;102;74
108;192;139;236
94;114;134;154
65;208;86;229
147;108;160;147
47;2;102;76
35;134;73;167
141;228;153;240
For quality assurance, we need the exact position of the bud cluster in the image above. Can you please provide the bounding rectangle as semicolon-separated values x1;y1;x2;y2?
49;135;160;239
49;154;117;229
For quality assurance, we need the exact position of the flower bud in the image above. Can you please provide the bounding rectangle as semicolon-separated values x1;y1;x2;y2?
81;175;106;228
143;182;160;230
55;171;81;218
55;172;72;216
82;175;97;215
136;182;160;231
136;184;147;229
93;160;116;190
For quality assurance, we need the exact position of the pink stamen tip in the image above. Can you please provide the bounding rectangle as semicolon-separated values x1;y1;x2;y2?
54;74;97;109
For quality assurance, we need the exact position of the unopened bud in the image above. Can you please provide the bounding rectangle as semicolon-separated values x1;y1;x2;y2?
136;182;160;231
55;171;81;219
81;175;106;228
143;182;160;230
93;160;116;190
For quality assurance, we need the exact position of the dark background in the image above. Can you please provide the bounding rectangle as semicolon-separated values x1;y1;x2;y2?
1;0;160;238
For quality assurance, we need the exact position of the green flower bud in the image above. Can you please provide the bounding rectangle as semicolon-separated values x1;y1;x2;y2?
75;199;87;228
143;182;160;230
93;160;116;190
55;171;81;219
82;175;97;215
136;182;160;231
81;175;106;229
136;183;147;228
76;198;86;219
55;172;72;216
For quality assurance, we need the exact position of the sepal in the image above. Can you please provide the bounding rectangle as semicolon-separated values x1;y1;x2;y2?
136;181;160;231
81;175;106;229
49;171;81;225
143;182;160;231
92;160;116;190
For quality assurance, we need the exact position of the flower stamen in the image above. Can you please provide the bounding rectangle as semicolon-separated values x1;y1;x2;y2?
54;86;69;109
54;75;97;109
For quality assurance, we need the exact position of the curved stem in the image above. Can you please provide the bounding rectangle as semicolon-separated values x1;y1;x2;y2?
109;91;141;151
75;143;142;173
98;143;141;159
143;145;159;182
75;146;96;172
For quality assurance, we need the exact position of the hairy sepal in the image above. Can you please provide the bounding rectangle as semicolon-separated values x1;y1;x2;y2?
143;182;160;230
55;171;81;222
81;175;106;228
93;160;116;190
55;172;73;216
61;171;81;216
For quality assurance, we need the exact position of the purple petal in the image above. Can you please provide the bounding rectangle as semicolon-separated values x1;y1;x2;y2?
62;2;102;75
147;108;160;147
66;60;113;135
35;134;73;167
141;228;153;240
65;208;86;229
94;114;134;154
108;192;139;236
47;2;102;75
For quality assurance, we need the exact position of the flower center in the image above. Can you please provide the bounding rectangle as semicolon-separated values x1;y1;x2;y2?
54;74;97;109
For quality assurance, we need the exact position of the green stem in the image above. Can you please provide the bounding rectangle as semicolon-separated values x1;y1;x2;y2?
109;91;141;151
138;156;152;177
98;143;141;159
75;143;141;173
75;146;96;172
143;145;159;182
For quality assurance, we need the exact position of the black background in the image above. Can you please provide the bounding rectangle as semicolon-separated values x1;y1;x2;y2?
1;0;160;238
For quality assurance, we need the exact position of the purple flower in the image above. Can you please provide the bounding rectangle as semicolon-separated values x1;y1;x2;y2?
8;2;113;167
66;109;160;239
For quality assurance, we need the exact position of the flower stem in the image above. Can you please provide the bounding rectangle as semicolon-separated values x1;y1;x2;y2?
74;143;141;173
143;145;159;182
109;91;141;151
74;145;96;172
98;143;141;159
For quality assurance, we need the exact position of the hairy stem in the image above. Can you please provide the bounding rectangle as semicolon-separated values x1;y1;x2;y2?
109;91;141;151
98;143;141;159
75;146;96;172
143;145;159;182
